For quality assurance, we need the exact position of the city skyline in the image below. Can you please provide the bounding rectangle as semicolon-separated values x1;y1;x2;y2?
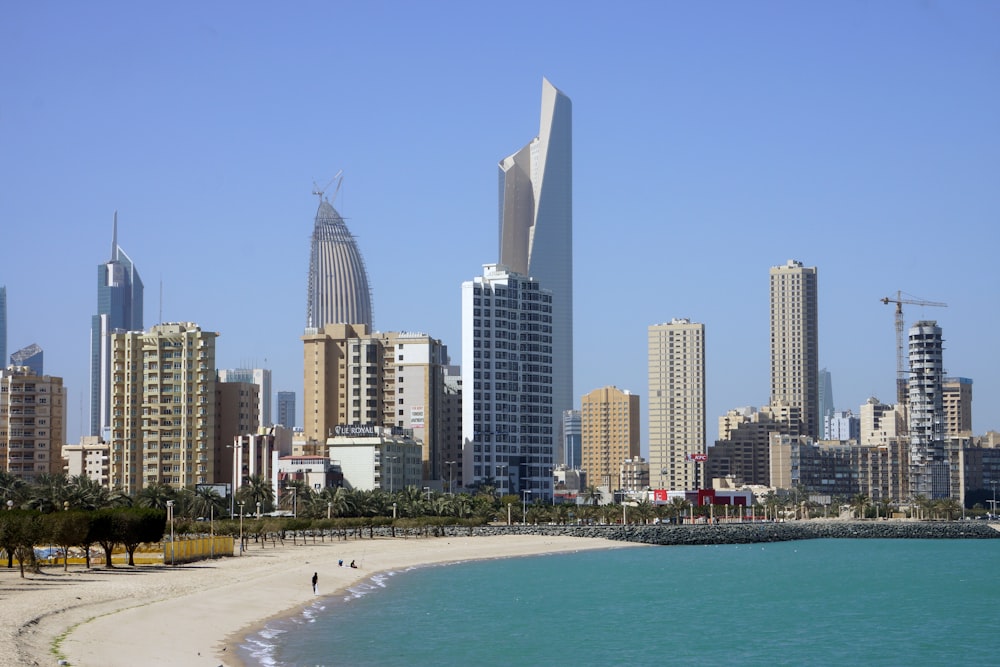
2;3;998;449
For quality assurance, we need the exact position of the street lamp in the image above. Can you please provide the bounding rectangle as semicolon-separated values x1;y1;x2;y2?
522;489;531;524
256;501;261;520
165;500;175;566
327;500;332;519
238;501;245;555
497;463;509;498
392;502;397;519
446;460;456;495
290;486;297;518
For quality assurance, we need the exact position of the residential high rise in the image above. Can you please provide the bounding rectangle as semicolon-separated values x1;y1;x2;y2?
219;367;272;426
0;286;6;367
462;264;554;500
302;324;452;480
306;186;373;330
581;386;639;492
10;343;43;375
769;260;819;438
277;390;296;428
0;367;66;481
109;322;217;494
859;397;906;446
942;377;973;437
498;78;573;460
91;213;144;437
648;319;706;491
908;320;948;499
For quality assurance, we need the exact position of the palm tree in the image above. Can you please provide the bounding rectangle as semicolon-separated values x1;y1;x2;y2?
189;486;225;520
279;479;312;516
667;497;690;525
0;471;28;509
135;482;176;510
850;493;871;520
236;475;275;514
583;485;602;507
632;498;655;525
25;473;71;513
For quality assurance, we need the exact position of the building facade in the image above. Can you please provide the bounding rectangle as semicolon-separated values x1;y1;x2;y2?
219;367;272;427
860;397;906;446
498;78;573;465
818;367;834;427
0;367;66;481
91;213;144;438
825;410;859;442
581;386;640;491
305;188;373;330
108;322;217;493
462;264;554;500
62;436;110;485
943;377;973;437
769;260;819;438
908;320;949;499
326;426;422;492
648;319;706;491
277;390;296;428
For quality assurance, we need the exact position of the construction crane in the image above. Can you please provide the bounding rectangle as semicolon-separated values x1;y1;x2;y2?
881;291;947;404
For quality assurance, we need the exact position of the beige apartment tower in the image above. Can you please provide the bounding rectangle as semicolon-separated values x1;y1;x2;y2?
0;366;67;481
769;260;819;438
109;322;218;494
648;319;706;491
581;386;639;491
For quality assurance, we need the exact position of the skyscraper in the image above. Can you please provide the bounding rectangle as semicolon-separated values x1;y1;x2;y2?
91;212;144;437
277;391;296;428
562;409;581;469
10;343;43;375
818;367;835;433
581;386;639;492
769;260;819;438
462;264;554;500
908;320;948;499
306;185;373;330
648;319;706;491
498;78;573;455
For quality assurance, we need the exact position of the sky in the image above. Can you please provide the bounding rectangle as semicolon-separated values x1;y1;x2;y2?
2;1;998;451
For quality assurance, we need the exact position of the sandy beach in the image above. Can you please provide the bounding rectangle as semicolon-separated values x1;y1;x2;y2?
2;534;641;666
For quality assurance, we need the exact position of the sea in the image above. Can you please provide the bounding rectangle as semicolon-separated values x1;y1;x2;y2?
239;538;1000;667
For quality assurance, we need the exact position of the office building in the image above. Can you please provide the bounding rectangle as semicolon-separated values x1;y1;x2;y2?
108;322;216;494
462;264;554;499
581;386;639;492
219;367;272;427
908;320;948;499
91;213;144;437
277;391;296;428
0;367;66;481
305;186;373;330
649;319;706;491
10;343;43;376
818;368;834;424
769;260;819;438
562;409;581;470
943;377;973;437
498;78;573;458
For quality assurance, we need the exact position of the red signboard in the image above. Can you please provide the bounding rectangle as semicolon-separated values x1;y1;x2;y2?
687;453;708;462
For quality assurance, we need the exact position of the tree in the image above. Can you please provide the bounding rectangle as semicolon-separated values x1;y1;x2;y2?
0;470;28;510
0;510;45;577
583;485;602;507
90;508;126;568
189;486;225;521
135;482;176;510
24;473;70;513
45;510;91;571
120;508;167;566
236;475;274;514
851;493;871;520
632;498;656;525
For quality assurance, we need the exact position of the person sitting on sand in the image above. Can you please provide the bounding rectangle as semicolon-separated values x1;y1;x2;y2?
350;560;358;568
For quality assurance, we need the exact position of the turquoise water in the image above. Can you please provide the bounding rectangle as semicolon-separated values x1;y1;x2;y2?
242;539;1000;666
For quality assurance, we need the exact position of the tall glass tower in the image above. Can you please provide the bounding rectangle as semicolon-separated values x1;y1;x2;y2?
90;212;143;437
499;78;573;442
306;184;373;331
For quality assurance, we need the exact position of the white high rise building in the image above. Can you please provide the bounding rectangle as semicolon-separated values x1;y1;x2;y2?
648;319;706;491
499;78;573;462
908;320;949;499
769;260;819;438
461;264;554;500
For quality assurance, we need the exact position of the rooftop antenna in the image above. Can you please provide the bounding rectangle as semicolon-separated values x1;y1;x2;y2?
312;170;344;203
111;210;119;260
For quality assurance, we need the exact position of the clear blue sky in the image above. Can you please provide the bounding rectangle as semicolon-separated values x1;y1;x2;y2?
2;1;998;449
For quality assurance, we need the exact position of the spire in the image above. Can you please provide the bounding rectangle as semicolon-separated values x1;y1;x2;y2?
111;210;118;261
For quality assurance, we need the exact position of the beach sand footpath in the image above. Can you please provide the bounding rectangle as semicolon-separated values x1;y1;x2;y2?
4;534;641;667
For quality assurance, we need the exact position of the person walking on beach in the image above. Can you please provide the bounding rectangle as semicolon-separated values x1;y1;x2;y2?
312;572;318;594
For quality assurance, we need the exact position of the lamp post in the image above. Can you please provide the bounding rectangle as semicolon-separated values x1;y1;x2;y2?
497;463;508;498
446;460;456;495
210;503;215;559
392;502;397;519
522;489;531;524
291;486;297;518
327;501;332;520
238;501;245;555
166;500;175;566
256;501;261;520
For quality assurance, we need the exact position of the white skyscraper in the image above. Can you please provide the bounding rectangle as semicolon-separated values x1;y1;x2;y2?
462;264;554;500
908;320;949;499
499;78;573;459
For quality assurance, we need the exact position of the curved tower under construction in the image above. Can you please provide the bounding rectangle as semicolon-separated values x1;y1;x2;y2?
306;191;373;330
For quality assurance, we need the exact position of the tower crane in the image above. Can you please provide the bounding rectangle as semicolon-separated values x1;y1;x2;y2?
880;291;947;405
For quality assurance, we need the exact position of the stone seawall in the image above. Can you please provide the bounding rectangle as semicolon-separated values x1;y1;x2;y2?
377;521;1000;545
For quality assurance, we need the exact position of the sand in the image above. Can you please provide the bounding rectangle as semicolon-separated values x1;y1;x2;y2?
2;534;641;666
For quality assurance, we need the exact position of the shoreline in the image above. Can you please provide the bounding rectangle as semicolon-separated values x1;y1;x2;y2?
5;534;642;667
